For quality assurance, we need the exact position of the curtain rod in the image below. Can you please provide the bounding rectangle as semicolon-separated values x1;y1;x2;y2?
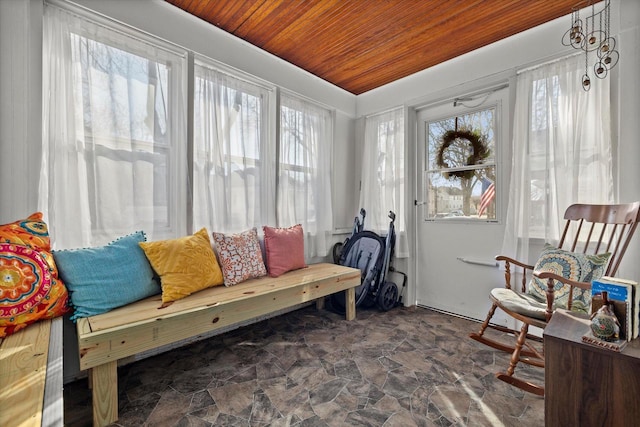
364;105;405;119
44;0;188;57
516;52;581;75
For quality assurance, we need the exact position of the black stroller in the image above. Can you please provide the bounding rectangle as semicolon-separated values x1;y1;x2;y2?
330;209;406;312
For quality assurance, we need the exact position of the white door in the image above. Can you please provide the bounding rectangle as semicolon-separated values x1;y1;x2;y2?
414;86;514;326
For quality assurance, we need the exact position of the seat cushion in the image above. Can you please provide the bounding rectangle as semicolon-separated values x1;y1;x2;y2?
527;244;610;313
491;288;549;321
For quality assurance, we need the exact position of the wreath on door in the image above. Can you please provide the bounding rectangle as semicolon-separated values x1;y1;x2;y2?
436;129;490;180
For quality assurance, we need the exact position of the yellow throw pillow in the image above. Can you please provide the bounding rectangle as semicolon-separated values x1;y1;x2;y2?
139;228;224;303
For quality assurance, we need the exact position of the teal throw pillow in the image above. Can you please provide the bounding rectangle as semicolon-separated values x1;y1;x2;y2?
53;231;160;320
527;243;610;314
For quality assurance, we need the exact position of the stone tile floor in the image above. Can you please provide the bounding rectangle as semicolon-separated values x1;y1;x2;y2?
64;304;544;426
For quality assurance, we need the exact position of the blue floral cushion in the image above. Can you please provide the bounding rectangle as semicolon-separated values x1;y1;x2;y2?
527;243;610;314
53;231;161;320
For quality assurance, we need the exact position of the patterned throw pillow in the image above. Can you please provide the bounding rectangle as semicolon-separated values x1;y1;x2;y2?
263;224;306;277
54;231;162;319
527;244;611;313
212;228;267;286
0;212;51;249
0;213;69;337
140;228;224;303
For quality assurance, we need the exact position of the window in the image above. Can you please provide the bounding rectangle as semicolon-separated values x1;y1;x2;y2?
502;54;613;262
425;107;497;220
360;107;408;257
193;61;274;233
41;4;187;248
279;94;333;257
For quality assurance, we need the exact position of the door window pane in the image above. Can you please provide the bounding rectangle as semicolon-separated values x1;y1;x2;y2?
426;107;497;220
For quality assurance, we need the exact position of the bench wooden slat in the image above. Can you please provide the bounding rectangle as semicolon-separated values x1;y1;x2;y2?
0;319;52;427
42;317;64;426
77;263;360;370
83;263;358;333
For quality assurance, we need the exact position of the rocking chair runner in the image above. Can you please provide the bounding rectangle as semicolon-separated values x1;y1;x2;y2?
470;202;640;396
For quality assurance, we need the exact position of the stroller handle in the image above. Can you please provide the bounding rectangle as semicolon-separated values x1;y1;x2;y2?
388;211;396;222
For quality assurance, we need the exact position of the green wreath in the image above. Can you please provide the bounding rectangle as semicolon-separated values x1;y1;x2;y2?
436;129;490;180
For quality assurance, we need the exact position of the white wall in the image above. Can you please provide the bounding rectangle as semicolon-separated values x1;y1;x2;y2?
614;0;640;280
333;112;358;230
0;0;43;222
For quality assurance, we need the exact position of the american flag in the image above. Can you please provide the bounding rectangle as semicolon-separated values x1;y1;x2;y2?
478;178;495;217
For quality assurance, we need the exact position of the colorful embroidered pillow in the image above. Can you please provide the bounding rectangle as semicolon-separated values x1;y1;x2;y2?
139;228;224;303
0;212;51;249
212;228;267;286
54;231;161;320
263;224;306;277
527;243;611;313
0;213;69;337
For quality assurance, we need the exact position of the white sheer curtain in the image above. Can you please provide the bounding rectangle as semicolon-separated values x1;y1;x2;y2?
193;61;275;234
279;94;334;258
360;107;409;258
40;4;187;249
502;54;614;263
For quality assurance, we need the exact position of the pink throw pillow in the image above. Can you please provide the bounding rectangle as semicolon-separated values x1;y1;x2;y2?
263;224;306;277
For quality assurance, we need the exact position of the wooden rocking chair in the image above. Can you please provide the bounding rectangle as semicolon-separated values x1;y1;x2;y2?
470;202;640;396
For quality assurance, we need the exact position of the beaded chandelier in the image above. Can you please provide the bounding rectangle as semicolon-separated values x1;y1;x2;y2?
562;0;619;91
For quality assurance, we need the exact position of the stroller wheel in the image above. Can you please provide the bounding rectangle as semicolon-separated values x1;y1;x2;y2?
377;281;398;312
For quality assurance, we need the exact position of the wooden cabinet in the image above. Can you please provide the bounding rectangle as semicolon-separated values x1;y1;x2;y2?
544;309;640;427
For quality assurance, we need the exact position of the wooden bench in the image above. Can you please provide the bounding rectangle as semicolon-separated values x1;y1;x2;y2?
0;317;64;427
76;262;360;426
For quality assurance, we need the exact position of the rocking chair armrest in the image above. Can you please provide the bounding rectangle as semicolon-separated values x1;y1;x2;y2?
533;271;591;291
495;255;535;271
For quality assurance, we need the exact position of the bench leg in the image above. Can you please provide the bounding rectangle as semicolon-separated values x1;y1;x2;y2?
315;297;325;310
345;287;356;321
90;361;118;426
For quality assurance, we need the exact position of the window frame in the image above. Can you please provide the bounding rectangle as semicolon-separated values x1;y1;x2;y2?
419;87;508;224
192;56;277;233
42;1;189;247
277;90;335;232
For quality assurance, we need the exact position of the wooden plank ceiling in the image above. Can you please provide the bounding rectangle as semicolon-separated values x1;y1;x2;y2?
166;0;582;95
